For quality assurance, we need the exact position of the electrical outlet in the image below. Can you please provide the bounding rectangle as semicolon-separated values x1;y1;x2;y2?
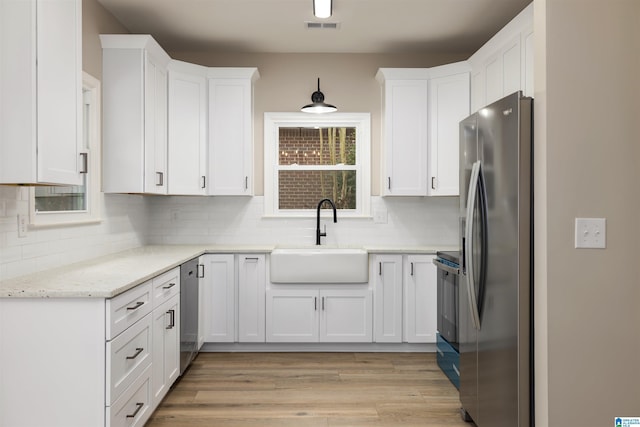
373;209;388;224
18;214;28;238
575;218;606;249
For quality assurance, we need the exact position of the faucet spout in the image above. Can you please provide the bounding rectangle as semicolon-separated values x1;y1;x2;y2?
316;198;337;245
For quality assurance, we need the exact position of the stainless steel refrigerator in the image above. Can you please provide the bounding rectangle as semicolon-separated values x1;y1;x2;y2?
459;91;533;427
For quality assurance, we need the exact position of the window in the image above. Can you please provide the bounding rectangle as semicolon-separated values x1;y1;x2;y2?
29;72;102;226
264;112;371;217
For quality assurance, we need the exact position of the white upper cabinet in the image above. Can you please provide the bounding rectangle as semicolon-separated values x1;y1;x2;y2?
0;0;83;185
101;35;171;194
468;3;533;112
376;69;429;196
167;60;208;195
207;68;259;196
427;63;470;196
376;66;469;197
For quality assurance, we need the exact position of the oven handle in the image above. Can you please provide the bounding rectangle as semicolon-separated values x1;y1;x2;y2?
432;258;460;275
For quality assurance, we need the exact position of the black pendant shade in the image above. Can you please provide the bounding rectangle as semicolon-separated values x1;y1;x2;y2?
301;78;337;113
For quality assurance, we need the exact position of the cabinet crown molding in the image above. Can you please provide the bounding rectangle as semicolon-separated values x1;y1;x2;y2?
100;34;172;67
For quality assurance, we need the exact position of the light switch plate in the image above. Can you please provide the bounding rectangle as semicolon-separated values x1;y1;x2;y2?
575;218;606;249
18;214;28;238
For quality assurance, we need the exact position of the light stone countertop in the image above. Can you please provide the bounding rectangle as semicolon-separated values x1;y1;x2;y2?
0;244;457;298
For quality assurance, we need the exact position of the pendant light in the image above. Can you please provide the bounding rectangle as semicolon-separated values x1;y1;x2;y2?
313;0;332;19
301;78;337;114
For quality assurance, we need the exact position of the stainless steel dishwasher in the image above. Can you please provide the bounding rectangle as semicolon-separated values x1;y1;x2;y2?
180;258;199;375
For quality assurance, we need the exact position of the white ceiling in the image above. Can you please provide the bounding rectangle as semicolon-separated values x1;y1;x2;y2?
96;0;532;54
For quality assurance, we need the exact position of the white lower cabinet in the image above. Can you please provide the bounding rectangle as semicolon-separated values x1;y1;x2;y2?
373;253;438;344
404;255;437;343
107;365;153;427
372;254;403;343
238;254;266;342
265;288;372;343
0;267;181;427
200;254;236;342
106;267;180;425
200;253;267;343
151;294;180;409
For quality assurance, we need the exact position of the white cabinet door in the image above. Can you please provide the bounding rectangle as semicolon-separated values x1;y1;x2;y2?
238;254;266;342
319;289;372;343
144;53;168;195
372;254;403;343
0;0;82;185
101;35;171;194
200;254;236;342
266;289;319;342
151;294;180;409
208;68;258;195
428;68;470;196
468;3;533;112
167;61;208;195
404;255;437;343
377;72;429;196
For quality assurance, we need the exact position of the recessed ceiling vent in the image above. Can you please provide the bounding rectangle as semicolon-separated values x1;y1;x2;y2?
305;21;341;30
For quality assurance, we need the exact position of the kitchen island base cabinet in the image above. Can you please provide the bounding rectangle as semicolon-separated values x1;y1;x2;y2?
0;298;106;427
0;266;181;427
265;289;372;343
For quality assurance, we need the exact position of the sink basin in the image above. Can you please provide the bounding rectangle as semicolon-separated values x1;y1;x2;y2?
270;247;368;283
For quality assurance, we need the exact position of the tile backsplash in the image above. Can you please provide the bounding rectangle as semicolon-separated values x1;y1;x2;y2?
146;195;459;248
0;186;148;281
1;186;459;281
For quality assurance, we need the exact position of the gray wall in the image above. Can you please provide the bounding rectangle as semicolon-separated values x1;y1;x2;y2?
534;0;640;425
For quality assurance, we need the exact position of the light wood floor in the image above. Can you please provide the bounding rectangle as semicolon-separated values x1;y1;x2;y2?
147;352;471;427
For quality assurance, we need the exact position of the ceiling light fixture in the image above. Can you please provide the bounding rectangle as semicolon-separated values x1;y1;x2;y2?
313;0;332;19
301;78;337;114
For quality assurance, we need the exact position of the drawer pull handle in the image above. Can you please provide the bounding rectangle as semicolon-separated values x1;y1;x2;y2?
126;347;144;360
126;301;144;311
162;282;176;290
166;309;176;329
126;402;144;418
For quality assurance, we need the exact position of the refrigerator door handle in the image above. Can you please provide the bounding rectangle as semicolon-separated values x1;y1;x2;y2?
465;160;482;330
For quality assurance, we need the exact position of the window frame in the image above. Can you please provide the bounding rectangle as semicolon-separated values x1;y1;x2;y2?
29;72;102;227
264;112;371;217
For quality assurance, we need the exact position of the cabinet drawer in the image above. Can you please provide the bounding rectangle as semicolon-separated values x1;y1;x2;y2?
436;333;460;389
107;282;152;340
107;365;153;427
106;314;152;405
151;267;180;308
